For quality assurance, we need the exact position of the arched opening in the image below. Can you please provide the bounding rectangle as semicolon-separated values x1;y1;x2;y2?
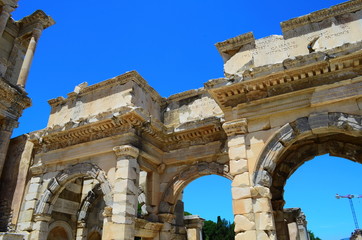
47;226;68;240
284;154;362;239
47;221;72;240
183;175;233;221
31;163;112;240
159;161;233;239
253;113;362;240
183;175;234;240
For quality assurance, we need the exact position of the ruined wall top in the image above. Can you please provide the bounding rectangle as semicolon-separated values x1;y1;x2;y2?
216;0;362;77
47;71;222;128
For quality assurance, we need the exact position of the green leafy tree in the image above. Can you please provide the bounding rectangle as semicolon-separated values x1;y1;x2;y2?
309;230;322;240
202;216;234;240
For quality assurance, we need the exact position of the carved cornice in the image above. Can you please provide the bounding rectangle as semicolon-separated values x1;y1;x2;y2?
30;107;225;153
222;118;247;136
0;77;31;119
215;32;254;55
113;145;139;158
207;42;362;109
17;10;55;30
281;0;362;33
48;71;165;108
166;88;206;103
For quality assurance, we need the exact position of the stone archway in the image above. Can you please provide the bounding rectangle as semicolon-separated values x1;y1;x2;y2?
47;221;73;240
30;163;112;240
160;161;232;214
253;112;362;239
34;162;112;216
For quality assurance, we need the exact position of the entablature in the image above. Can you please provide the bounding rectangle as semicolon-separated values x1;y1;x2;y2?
30;106;226;157
0;77;31;119
206;42;362;112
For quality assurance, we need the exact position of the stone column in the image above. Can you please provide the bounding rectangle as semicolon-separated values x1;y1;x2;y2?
0;118;17;179
17;25;43;88
75;221;87;240
30;215;51;240
104;145;140;240
0;5;14;37
273;200;289;240
158;214;176;240
223;119;276;240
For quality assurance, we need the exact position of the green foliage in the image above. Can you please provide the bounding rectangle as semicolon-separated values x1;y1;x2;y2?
202;216;235;240
184;211;192;216
308;230;322;240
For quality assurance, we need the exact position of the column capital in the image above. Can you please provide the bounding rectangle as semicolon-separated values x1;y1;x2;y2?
0;118;18;132
113;145;139;158
222;118;248;136
32;23;43;40
34;214;52;222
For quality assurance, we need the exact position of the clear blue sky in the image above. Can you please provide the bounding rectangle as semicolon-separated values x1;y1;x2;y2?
12;1;361;239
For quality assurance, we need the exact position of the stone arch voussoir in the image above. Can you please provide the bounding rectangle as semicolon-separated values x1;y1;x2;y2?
253;112;362;187
35;162;112;216
159;161;232;213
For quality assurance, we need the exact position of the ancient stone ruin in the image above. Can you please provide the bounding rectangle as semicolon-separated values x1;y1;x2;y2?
1;0;362;239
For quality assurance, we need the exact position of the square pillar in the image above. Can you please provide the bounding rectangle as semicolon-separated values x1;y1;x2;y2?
223;119;276;240
103;145;140;240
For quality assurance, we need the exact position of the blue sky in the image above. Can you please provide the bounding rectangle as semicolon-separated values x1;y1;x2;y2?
11;0;361;239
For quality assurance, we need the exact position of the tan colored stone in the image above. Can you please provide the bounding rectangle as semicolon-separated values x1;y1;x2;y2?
235;230;256;240
227;135;246;147
255;212;275;230
232;187;251;200
257;230;271;240
232;172;250;187
253;198;272;213
233;198;253;214
230;159;248;176
234;214;255;232
229;145;247;160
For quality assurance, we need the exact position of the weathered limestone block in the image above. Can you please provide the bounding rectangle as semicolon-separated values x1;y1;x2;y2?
233;198;253;214
257;230;271;240
253;198;272;213
229;159;248;176
252;186;272;199
234;214;255;232
232;187;252;200
227;135;246;147
229;145;247;160
235;230;256;240
254;170;272;188
232;172;250;187
255;212;275;230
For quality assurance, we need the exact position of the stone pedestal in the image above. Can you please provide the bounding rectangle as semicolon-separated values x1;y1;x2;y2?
184;215;204;240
